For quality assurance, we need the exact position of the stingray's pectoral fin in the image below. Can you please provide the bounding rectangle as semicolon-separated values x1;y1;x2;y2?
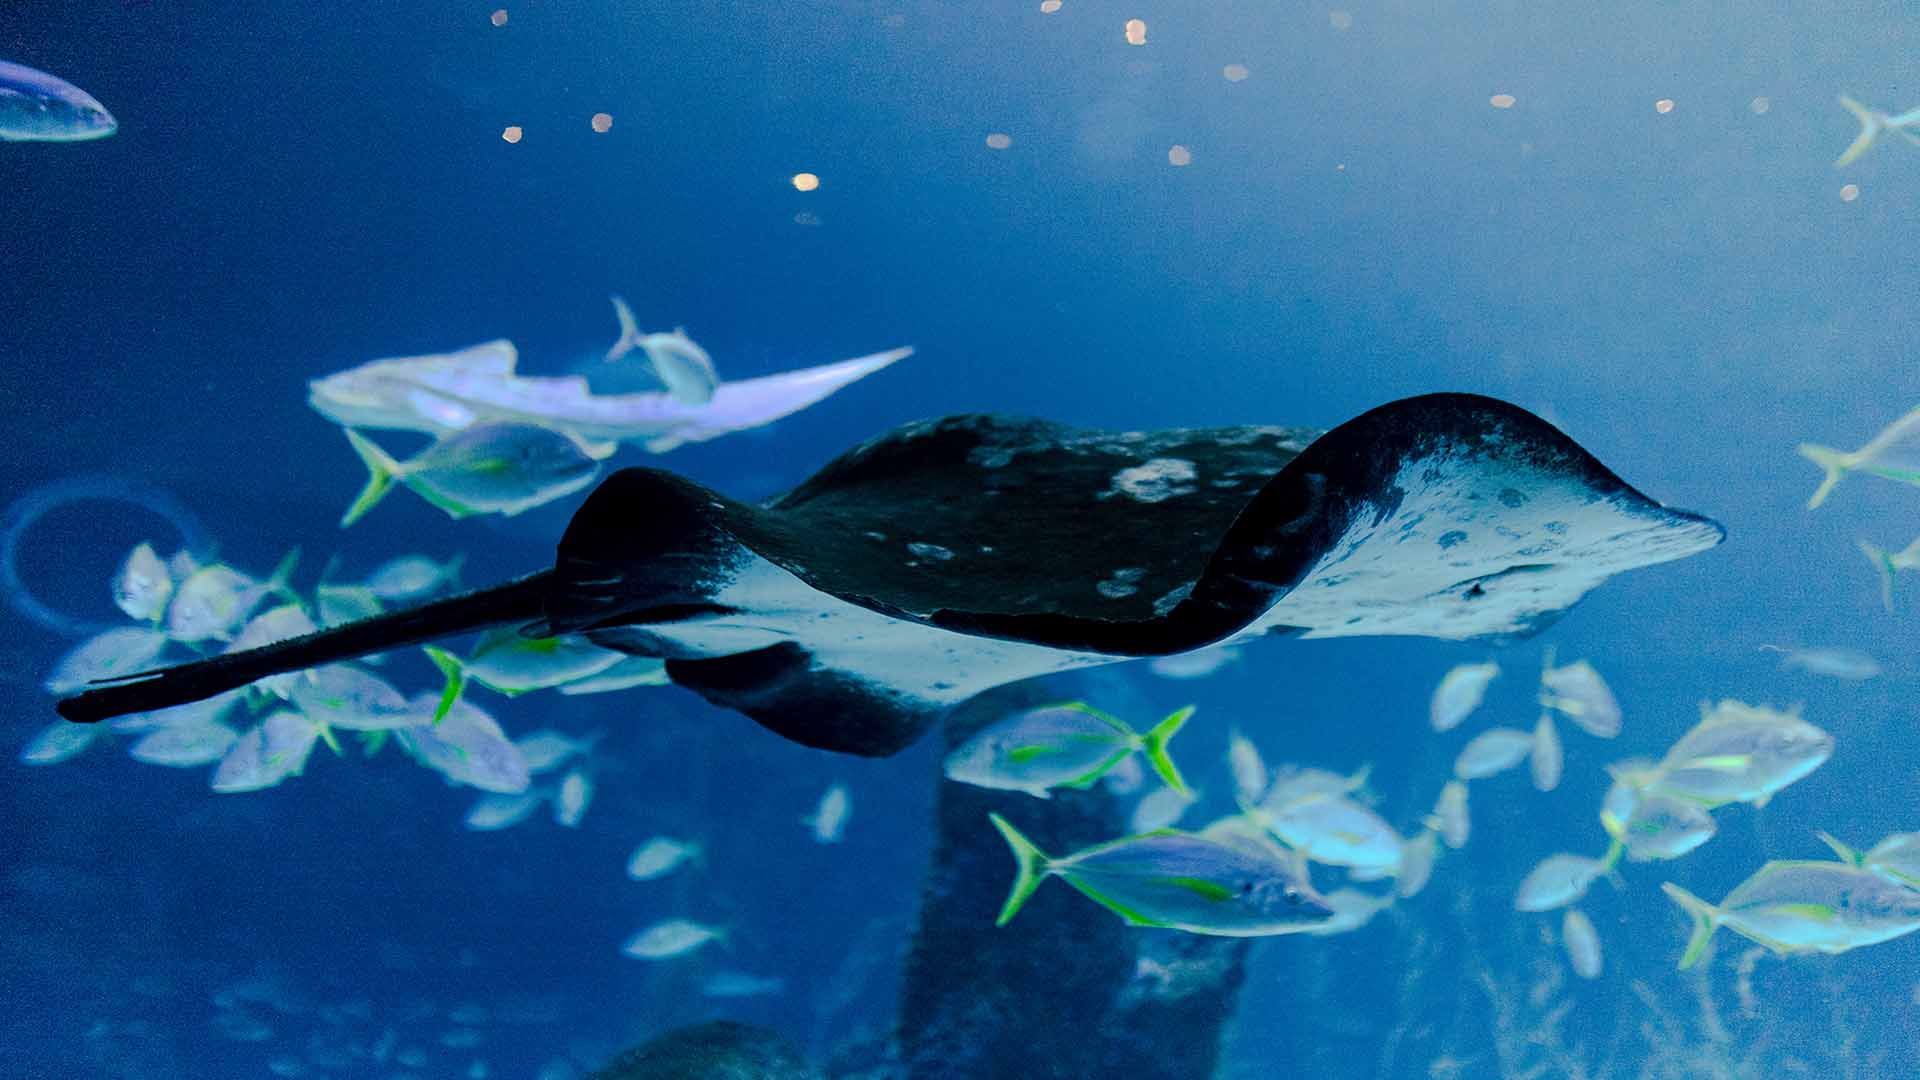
56;572;554;724
665;643;941;757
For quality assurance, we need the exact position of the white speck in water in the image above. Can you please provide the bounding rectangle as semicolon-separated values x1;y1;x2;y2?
907;542;955;562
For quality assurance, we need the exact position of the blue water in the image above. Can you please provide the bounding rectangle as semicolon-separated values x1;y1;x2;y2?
4;4;1918;1077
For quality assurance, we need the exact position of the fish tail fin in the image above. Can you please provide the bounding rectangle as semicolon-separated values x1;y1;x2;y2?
1797;443;1852;509
1815;830;1861;865
1836;95;1882;167
1859;539;1898;611
1141;705;1195;796
988;813;1053;927
605;295;641;362
341;430;404;528
56;572;552;725
1660;881;1722;969
264;547;302;603
423;645;468;724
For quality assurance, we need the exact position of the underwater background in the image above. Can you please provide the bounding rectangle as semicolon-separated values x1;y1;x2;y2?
4;3;1918;1077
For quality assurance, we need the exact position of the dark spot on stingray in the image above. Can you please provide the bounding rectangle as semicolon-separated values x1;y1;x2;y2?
55;394;1723;758
1437;530;1468;549
1544;520;1569;535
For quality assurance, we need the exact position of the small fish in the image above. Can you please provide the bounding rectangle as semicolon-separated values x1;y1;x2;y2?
225;603;319;698
1817;831;1920;890
1857;536;1920;611
424;631;626;718
396;695;530;794
1833;94;1920;168
1606;789;1717;863
1226;728;1268;804
44;626;170;694
1800;406;1920;509
554;655;669;695
1130;785;1197;833
514;729;602;774
291;665;417;732
943;702;1193;799
165;551;299;643
314;582;384;628
113;543;174;622
606;296;720;406
1662;861;1920;968
464;789;546;831
1432;780;1470;849
1453;727;1534;780
1429;661;1499;732
1260;763;1371;807
0;60;116;142
1246;792;1403;874
1396;829;1438;899
1146;643;1242;680
1758;644;1881;681
621;918;725;959
1514;853;1612;912
1562;908;1602;979
627;836;702;881
554;767;593;827
19;720;103;765
698;971;786;998
1648;700;1832;809
1539;656;1621;738
212;712;324;793
1530;712;1563;792
1303;888;1396;937
339;423;604;527
804;782;850;843
362;553;465;602
129;720;239;768
989;812;1335;935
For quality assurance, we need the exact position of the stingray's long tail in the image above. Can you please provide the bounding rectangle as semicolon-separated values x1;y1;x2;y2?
56;571;554;724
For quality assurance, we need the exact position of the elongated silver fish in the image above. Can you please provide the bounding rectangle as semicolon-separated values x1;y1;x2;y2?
0;60;115;142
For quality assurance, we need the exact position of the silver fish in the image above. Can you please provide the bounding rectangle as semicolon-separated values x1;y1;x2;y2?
0;60;115;142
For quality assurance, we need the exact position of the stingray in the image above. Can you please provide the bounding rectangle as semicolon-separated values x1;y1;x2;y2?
56;394;1724;757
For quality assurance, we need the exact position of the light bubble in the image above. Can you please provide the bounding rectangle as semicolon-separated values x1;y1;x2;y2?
1750;96;1770;115
1840;183;1860;202
500;125;522;144
985;132;1012;150
590;112;613;133
791;172;820;192
1223;64;1249;82
1489;93;1515;109
1167;144;1191;166
794;211;822;226
1040;0;1061;11
1654;98;1675;114
1124;19;1147;45
490;9;507;27
1329;10;1353;30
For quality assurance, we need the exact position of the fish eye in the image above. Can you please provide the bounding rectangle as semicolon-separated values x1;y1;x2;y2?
1283;886;1303;905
